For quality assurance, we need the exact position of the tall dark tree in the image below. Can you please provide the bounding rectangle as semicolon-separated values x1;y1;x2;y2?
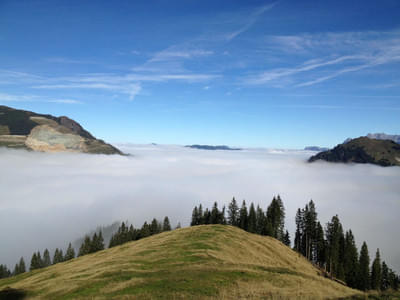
343;230;359;288
325;215;344;279
30;252;42;271
358;241;370;291
381;261;390;291
255;205;265;235
238;200;248;231
53;248;64;264
43;249;51;267
247;203;257;233
228;197;239;226
371;248;382;290
150;218;161;235
210;202;220;224
0;265;11;278
191;206;199;226
163;216;171;231
315;221;326;268
78;236;91;257
16;257;26;275
283;230;291;247
266;196;285;241
294;208;303;253
65;243;75;261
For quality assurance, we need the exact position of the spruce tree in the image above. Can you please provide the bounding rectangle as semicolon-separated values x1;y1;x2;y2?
30;252;38;271
210;202;220;224
343;230;359;288
43;249;51;267
228;197;239;226
78;236;91;257
255;205;265;235
371;249;382;290
381;261;390;291
65;243;75;261
315;221;326;268
358;241;370;291
191;206;199;226
162;216;171;231
283;230;291;247
266;196;285;241
97;231;105;251
238;200;248;231
325;215;344;278
247;203;257;233
0;265;11;278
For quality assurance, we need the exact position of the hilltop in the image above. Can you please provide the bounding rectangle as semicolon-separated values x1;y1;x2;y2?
309;137;400;167
0;105;121;154
0;225;360;299
185;145;242;151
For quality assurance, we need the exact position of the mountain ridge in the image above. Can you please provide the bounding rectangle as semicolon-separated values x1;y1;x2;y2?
0;105;122;154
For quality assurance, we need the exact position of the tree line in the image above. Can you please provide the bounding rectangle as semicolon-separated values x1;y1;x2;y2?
191;197;399;292
0;217;175;279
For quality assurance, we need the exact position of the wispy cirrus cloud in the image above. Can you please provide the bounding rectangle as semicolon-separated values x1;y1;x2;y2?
0;92;82;104
149;49;213;62
225;3;277;41
245;30;400;87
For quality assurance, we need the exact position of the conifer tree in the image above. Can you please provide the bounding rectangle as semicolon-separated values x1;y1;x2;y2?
78;236;91;257
210;202;220;224
97;231;105;251
358;241;370;291
13;257;26;275
191;206;199;226
140;221;151;238
266;196;285;241
381;261;390;291
315;221;326;268
30;252;38;271
65;243;75;261
198;204;204;224
228;197;239;226
247;203;257;233
325;215;344;278
255;205;265;235
43;249;51;267
343;230;359;288
294;208;303;253
371;248;382;290
283;230;291;247
0;265;11;278
238;200;248;231
163;216;171;231
150;218;161;235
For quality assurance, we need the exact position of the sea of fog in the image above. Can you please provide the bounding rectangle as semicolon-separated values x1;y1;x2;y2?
0;144;399;273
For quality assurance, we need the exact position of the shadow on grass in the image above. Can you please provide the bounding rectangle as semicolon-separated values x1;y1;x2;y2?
0;287;27;300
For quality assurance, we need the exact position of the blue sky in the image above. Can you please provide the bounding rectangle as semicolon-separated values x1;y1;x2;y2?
1;0;400;148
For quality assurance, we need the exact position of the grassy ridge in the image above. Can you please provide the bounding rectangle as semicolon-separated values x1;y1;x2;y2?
0;225;362;299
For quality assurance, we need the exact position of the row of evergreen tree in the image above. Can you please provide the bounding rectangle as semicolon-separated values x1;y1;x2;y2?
0;217;175;280
293;200;399;291
190;197;399;292
191;196;290;246
109;217;173;248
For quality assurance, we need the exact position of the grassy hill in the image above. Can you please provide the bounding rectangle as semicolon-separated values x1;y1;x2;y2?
0;225;362;299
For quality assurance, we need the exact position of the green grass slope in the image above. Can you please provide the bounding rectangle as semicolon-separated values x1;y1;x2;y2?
0;225;362;299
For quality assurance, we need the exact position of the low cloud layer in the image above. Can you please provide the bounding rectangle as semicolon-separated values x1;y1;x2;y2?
0;145;399;273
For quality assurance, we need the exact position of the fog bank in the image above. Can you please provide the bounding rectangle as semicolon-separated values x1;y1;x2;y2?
0;145;399;272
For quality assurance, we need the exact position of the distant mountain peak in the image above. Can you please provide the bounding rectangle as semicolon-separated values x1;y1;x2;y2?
0;105;122;154
309;136;400;167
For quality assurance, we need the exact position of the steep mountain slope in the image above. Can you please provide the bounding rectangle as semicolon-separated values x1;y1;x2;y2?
0;225;361;299
309;137;400;167
0;105;121;154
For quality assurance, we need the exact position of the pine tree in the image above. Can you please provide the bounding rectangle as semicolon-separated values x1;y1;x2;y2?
140;221;151;238
30;252;38;271
358;241;370;291
150;218;161;235
0;265;11;278
198;204;204;224
283;230;291;246
78;236;91;257
97;231;104;251
381;261;390;291
325;215;344;278
266;196;285;241
210;202;220;224
191;206;199;226
371;249;382;290
162;216;172;231
247;203;257;233
294;208;303;253
228;197;239;226
238;200;248;231
315;221;326;268
255;205;265;235
43;249;51;267
343;230;359;288
65;243;75;261
36;251;43;269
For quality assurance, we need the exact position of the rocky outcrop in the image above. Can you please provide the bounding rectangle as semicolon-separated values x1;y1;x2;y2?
0;105;122;155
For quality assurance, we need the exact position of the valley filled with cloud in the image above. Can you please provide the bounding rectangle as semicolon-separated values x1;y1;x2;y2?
1;145;399;273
